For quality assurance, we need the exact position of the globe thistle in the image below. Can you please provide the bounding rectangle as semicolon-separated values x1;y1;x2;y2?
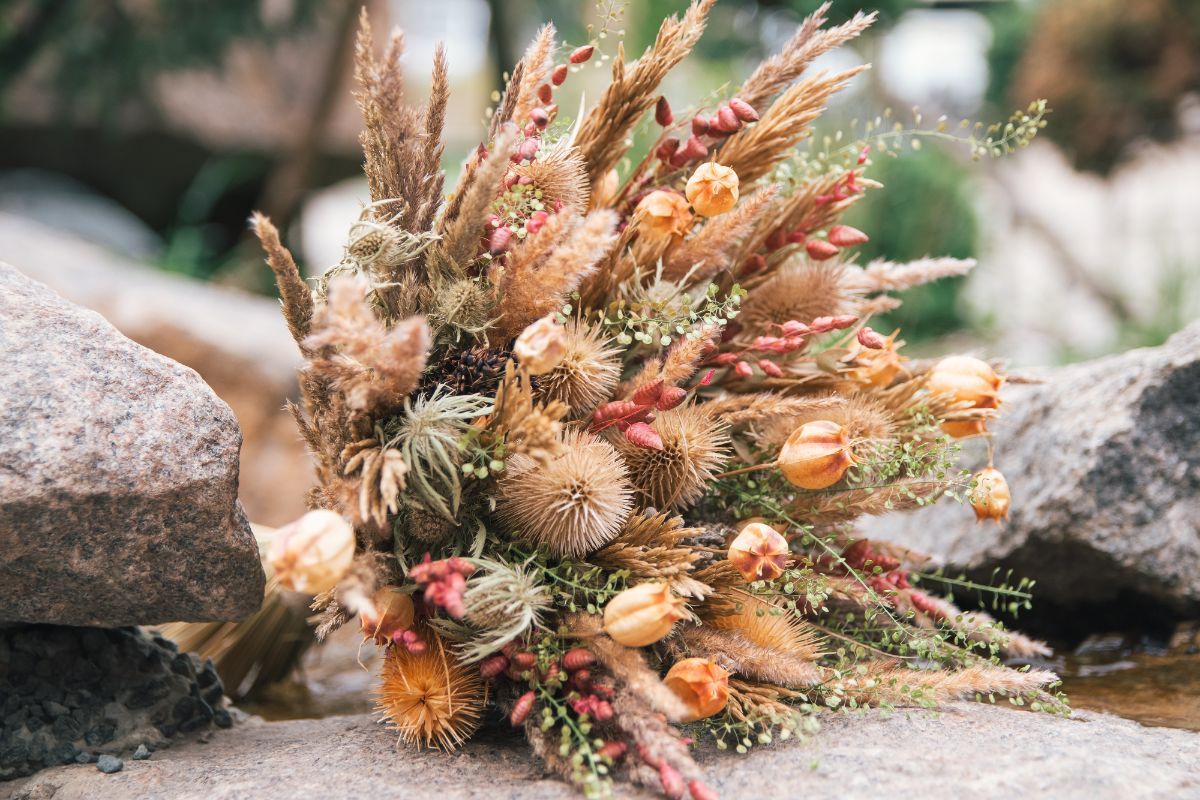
611;403;730;511
535;321;623;419
496;430;634;558
460;558;553;663
376;631;485;750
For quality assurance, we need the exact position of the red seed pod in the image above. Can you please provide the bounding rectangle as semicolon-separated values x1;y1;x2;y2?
632;378;665;406
681;134;708;160
780;320;809;336
688;779;720;800
713;105;741;134
530;107;550;128
660;763;686;800
656;386;688;411
765;227;788;251
593;399;644;424
691;115;710;136
713;352;740;365
786;229;808;244
526;209;550;235
512;651;536;669
624;421;664;451
537;83;553;104
488;226;513;254
805;239;839;261
551;64;569;85
857;326;888;349
656;137;681;161
828;224;869;247
741;253;766;275
728;97;759;123
405;638;427;655
510;691;535;726
562;648;597;671
698;369;716;386
515;137;539;163
656;96;674;127
734;360;753;378
638;743;663;768
569;45;595;64
597;741;628;761
592;699;614;721
758;359;783;378
541;661;561;682
570;669;592;690
479;654;509;679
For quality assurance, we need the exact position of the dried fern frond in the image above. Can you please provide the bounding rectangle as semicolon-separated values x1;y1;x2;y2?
250;212;312;348
721;66;869;184
590;511;711;599
610;403;730;511
536;320;622;419
303;274;431;420
574;0;717;186
738;5;877;109
377;631;486;750
497;429;634;558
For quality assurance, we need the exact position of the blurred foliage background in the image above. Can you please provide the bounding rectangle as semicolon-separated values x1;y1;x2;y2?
1;0;1198;361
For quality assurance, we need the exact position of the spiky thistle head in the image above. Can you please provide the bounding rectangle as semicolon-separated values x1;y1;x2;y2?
376;631;485;750
535;320;622;419
706;593;824;662
496;429;634;558
739;260;851;335
611;403;730;511
460;558;553;663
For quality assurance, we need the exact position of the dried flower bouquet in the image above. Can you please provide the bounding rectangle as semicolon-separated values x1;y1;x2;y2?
251;3;1060;797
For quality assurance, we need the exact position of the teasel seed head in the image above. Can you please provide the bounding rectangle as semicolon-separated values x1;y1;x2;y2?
376;631;485;750
535;320;622;419
610;403;730;511
496;430;634;558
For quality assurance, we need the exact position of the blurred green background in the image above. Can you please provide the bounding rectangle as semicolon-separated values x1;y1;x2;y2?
2;0;1199;363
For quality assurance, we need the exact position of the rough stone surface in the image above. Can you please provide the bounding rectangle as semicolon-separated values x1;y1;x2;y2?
0;626;229;781
0;263;264;626
863;322;1200;615
6;704;1198;800
0;212;307;526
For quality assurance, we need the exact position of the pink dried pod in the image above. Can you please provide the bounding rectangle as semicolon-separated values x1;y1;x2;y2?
551;63;568;85
624;421;664;450
488;226;514;254
479;654;509;679
657;137;682;161
656;386;688;411
569;44;595;64
758;359;784;378
529;107;550;128
828;224;869;247
536;83;553;103
525;209;549;234
688;779;720;800
631;378;665;406
563;647;596;671
805;239;839;261
656;96;674;126
728;96;759;122
593;399;644;424
660;763;686;800
765;227;788;251
510;691;535;726
786;229;807;244
740;253;766;275
857;326;888;349
734;360;753;378
597;741;627;761
691;115;710;136
713;105;741;134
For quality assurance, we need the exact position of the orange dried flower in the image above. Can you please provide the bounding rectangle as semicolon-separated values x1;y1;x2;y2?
927;356;1003;438
685;162;739;216
969;467;1011;523
602;582;688;647
849;329;906;387
267;509;355;594
635;190;693;243
360;587;415;645
663;657;730;722
778;420;856;490
728;522;790;582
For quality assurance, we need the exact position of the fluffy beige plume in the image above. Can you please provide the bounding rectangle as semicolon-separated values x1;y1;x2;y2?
704;393;845;428
303;274;430;420
513;24;556;126
901;590;1053;659
843;257;978;294
494;209;619;341
574;0;717;186
839;662;1060;707
409;44;449;235
496;430;634;558
720;66;870;184
738;4;877;109
664;186;778;285
705;593;825;663
250;212;313;348
674;625;823;688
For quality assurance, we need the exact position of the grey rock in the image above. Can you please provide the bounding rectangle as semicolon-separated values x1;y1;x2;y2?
132;744;151;761
0;263;264;626
95;755;123;774
7;705;1200;800
862;322;1200;615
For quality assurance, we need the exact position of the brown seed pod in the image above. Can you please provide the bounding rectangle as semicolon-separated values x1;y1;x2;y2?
479;654;509;679
562;648;596;671
510;690;536;726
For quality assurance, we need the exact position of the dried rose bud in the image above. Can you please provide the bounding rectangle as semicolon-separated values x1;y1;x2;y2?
551;63;569;85
828;224;869;247
634;190;693;244
969;467;1011;523
268;510;355;594
805;239;839;261
778;420;856;490
656;96;674;126
728;97;759;122
686;162;739;216
603;582;688;647
691;115;710;136
728;522;790;582
569;44;595;64
359;587;415;645
663;658;730;722
857;327;888;349
513;315;568;375
537;83;553;103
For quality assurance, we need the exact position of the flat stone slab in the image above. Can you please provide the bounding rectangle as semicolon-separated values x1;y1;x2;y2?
0;262;263;626
7;704;1197;799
